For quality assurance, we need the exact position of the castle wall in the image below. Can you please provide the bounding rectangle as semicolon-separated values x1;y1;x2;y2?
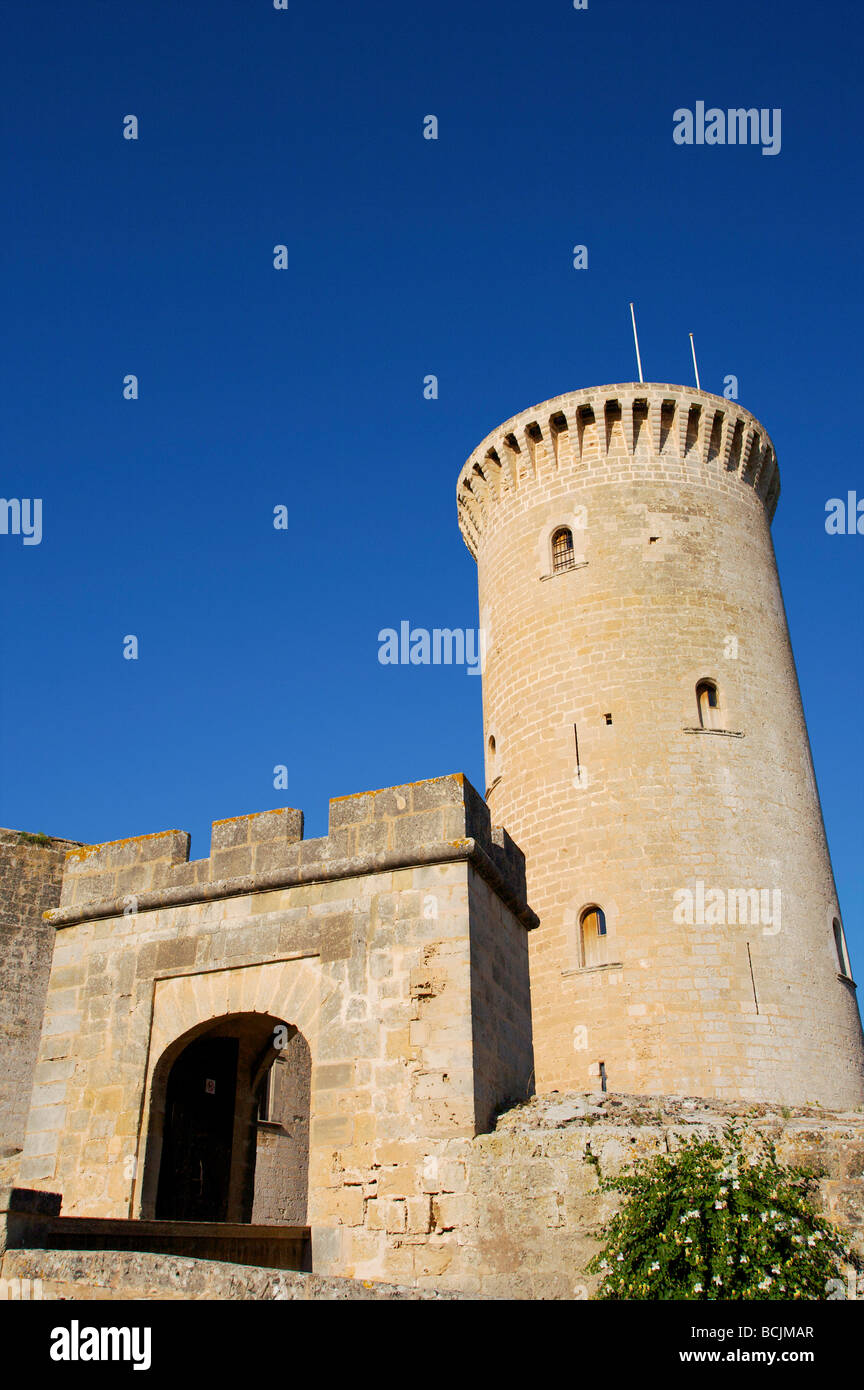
422;1092;864;1299
0;830;79;1176
458;383;864;1108
18;775;535;1285
6;1093;864;1299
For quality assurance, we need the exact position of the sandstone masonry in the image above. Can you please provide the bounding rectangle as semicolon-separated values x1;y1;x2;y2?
0;829;80;1181
14;775;536;1286
458;382;864;1107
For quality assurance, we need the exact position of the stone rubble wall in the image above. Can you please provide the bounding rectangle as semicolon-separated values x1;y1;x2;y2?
407;1092;864;1298
0;829;80;1180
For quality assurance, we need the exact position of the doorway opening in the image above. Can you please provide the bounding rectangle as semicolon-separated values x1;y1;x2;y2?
143;1012;310;1225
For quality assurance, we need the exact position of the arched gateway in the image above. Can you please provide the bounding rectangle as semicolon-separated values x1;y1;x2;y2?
142;1012;310;1225
21;777;536;1285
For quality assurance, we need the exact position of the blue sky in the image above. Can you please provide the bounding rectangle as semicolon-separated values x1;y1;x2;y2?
1;0;862;957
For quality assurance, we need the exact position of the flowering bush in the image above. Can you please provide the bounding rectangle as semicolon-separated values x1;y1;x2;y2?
587;1124;857;1300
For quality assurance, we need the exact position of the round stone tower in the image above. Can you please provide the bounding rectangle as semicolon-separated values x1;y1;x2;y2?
457;381;864;1108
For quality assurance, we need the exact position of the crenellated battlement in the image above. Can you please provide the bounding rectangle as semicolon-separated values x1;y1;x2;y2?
457;382;779;557
48;774;535;930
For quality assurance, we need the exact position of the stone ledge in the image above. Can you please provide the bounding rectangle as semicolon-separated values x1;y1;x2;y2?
46;835;538;932
0;1247;468;1300
492;1090;864;1133
682;726;745;738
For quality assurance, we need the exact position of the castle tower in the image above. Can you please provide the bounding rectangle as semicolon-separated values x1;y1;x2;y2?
458;382;864;1108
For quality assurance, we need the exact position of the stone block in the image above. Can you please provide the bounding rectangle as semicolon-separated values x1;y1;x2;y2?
247;809;304;844
210;847;253;881
311;1116;355;1149
327;793;374;830
406;1195;433;1234
433;1194;474;1231
313;1063;355;1091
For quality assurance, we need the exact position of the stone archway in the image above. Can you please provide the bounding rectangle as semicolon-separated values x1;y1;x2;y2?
141;1010;311;1224
155;1026;240;1221
133;957;323;1222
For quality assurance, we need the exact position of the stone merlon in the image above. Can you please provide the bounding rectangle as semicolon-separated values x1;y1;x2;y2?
46;775;537;931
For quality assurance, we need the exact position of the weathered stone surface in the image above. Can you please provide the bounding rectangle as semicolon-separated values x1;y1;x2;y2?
0;829;80;1184
11;776;535;1292
424;1091;864;1298
459;382;864;1110
0;1247;465;1300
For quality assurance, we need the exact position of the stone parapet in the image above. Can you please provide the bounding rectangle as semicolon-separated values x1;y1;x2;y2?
457;382;779;557
49;775;536;931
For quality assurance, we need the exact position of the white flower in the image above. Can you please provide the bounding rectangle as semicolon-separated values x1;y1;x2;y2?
693;1283;703;1293
732;1181;740;1190
650;1262;660;1272
617;1253;624;1261
712;1275;722;1285
714;1200;726;1209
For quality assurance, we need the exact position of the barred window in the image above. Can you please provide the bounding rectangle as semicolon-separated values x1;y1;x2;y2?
551;527;575;573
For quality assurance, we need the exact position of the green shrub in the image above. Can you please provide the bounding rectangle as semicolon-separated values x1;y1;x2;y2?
587;1124;856;1300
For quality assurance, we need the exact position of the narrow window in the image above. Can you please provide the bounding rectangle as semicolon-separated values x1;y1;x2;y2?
258;1065;274;1122
551;527;576;574
580;905;608;967
696;679;721;730
833;919;850;977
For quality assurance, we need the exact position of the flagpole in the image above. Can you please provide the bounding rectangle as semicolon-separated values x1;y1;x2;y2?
629;302;644;383
689;332;701;390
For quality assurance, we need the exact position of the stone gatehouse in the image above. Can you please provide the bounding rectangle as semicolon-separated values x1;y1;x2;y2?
12;774;536;1284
